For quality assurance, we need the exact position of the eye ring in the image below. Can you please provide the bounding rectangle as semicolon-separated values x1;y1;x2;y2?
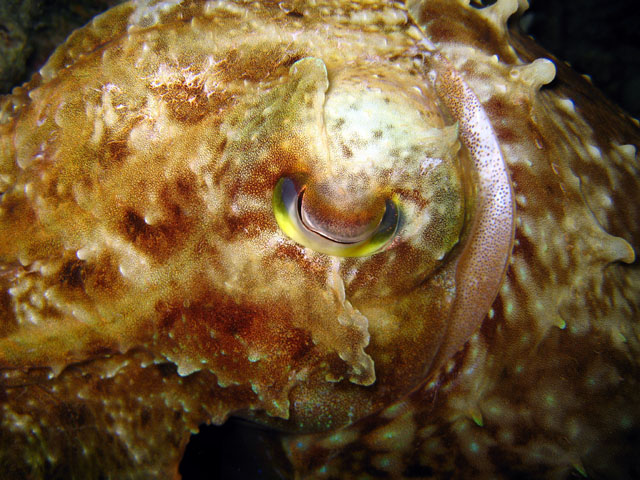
273;177;399;257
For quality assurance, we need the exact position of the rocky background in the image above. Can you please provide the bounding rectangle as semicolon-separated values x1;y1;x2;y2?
0;0;122;93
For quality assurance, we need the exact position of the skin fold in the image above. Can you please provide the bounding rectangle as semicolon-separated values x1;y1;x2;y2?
0;0;638;478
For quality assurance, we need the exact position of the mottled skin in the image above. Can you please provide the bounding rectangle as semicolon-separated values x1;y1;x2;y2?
0;0;638;479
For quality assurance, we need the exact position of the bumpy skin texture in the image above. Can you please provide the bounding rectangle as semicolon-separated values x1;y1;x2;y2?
0;0;638;479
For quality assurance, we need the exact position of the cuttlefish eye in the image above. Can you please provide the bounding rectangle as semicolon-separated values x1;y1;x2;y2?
273;177;399;257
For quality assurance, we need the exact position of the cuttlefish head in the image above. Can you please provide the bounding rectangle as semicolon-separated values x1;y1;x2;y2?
0;7;512;435
207;55;508;431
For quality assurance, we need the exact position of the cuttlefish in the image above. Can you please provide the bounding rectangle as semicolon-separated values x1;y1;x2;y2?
0;0;639;478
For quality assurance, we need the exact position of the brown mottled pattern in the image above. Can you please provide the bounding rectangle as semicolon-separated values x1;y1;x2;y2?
0;0;639;479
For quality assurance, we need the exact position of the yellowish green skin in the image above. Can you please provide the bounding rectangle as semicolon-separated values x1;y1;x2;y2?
0;0;639;479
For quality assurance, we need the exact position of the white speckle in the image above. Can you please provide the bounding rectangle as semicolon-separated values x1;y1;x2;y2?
557;98;575;114
515;194;527;207
76;248;90;260
587;144;601;160
420;157;442;174
24;183;34;197
130;0;184;27
616;143;637;161
597;191;613;208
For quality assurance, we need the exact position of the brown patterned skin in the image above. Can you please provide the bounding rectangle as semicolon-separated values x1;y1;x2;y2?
0;1;638;479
